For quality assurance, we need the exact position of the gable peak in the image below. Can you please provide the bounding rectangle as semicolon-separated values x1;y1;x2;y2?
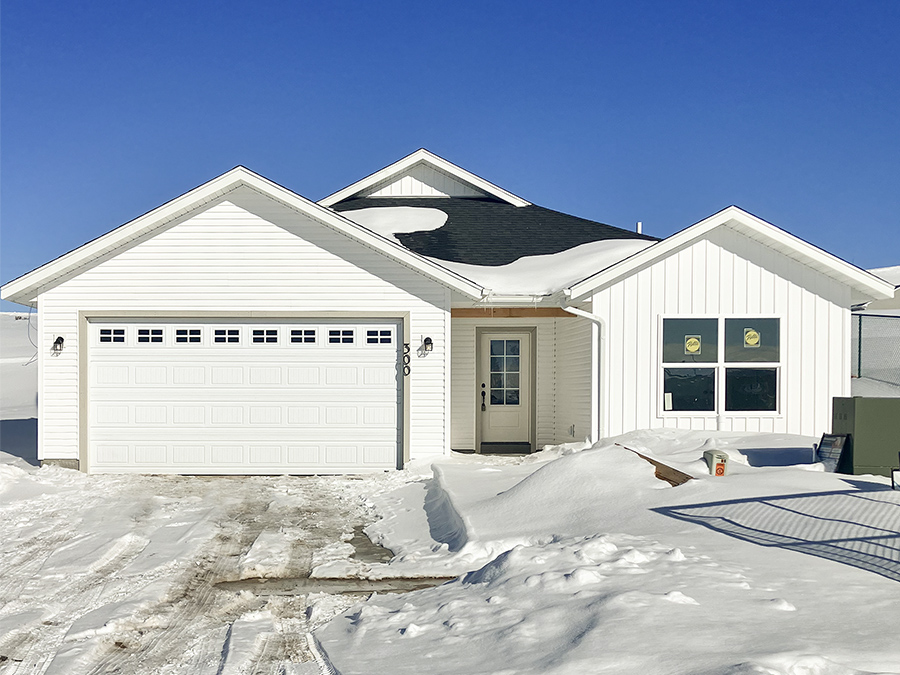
318;149;530;208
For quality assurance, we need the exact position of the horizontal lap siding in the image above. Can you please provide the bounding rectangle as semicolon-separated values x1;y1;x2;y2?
593;227;850;438
38;194;451;463
554;317;593;443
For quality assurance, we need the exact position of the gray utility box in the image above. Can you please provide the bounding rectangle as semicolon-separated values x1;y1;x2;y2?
832;397;900;477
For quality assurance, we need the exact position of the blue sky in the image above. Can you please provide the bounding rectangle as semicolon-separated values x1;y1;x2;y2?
2;0;898;310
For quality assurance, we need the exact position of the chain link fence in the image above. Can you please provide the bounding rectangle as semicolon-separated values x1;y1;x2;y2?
852;313;900;386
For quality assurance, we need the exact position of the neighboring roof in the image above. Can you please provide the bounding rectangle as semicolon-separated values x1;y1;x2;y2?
333;197;658;266
318;148;532;208
868;265;900;287
565;206;896;304
1;167;486;305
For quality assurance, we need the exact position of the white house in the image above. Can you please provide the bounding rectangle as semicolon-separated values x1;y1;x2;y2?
2;150;893;474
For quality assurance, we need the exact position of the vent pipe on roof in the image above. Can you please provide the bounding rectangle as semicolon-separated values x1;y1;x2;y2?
636;221;643;234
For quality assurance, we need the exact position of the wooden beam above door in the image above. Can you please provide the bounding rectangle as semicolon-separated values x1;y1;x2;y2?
452;307;574;318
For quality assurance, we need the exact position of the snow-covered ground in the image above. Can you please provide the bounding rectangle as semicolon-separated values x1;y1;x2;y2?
0;451;417;673
316;434;900;675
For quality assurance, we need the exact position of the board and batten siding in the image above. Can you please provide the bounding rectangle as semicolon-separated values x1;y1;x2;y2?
450;316;593;450
36;190;452;464
591;226;851;438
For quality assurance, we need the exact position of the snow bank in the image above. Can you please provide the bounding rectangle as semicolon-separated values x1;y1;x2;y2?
318;431;900;675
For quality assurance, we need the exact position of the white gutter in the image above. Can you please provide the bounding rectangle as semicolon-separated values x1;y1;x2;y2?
559;298;607;444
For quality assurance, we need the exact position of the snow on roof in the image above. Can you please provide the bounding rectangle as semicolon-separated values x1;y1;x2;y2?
428;238;655;295
337;206;448;240
338;203;656;295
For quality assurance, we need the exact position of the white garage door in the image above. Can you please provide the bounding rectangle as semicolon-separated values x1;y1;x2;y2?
87;319;402;474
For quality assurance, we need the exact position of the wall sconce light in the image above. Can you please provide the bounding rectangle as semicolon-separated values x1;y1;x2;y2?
423;337;433;352
52;336;65;355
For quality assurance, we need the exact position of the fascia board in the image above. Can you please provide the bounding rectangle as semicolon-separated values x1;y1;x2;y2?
2;166;486;304
565;206;895;302
318;148;531;208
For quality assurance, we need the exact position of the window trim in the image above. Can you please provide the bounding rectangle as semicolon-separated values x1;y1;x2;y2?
658;315;783;417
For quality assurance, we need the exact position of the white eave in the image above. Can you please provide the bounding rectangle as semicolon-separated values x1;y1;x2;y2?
1;166;486;305
317;148;531;208
564;205;896;304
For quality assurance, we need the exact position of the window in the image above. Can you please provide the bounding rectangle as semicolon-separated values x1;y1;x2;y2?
662;317;780;413
100;328;125;343
176;329;201;344
328;329;354;344
489;339;520;405
137;328;163;343
366;329;392;345
291;329;316;344
214;329;240;344
252;329;278;344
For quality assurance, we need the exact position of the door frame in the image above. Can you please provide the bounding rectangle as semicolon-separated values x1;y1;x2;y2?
474;326;537;453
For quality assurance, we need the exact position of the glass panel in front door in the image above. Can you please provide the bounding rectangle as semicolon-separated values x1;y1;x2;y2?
489;339;521;406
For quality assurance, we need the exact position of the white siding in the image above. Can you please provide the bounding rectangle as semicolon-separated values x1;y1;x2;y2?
554;317;593;442
360;163;484;198
450;316;592;450
592;226;851;438
37;188;451;464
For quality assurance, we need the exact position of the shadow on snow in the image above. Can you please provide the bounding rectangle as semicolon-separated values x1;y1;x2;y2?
653;482;900;582
0;418;38;466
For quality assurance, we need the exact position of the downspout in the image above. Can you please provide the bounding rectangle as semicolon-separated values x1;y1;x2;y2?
559;295;607;444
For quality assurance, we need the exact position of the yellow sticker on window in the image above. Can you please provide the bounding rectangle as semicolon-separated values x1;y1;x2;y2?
684;336;701;355
744;328;760;348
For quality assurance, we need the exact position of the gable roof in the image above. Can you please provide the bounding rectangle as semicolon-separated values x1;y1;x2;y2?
318;149;531;208
333;196;658;266
564;205;895;304
1;167;487;305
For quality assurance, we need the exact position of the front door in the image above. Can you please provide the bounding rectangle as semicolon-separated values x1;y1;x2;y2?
478;332;532;448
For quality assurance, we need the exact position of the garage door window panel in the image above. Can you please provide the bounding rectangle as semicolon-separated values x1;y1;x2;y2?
176;329;202;344
252;329;278;344
329;329;355;344
291;329;316;344
366;329;393;345
100;328;126;344
137;328;164;344
214;329;240;344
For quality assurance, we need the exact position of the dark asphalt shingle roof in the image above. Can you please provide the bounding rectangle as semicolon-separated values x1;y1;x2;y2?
332;197;659;266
